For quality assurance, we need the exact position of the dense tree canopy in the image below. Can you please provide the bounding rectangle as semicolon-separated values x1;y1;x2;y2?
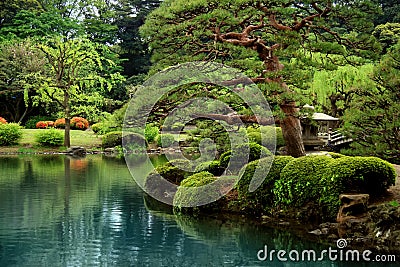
141;0;380;157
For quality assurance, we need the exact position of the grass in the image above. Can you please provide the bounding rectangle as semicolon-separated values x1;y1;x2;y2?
0;129;102;153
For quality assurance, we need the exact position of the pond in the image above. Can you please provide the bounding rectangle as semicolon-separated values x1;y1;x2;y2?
0;155;394;266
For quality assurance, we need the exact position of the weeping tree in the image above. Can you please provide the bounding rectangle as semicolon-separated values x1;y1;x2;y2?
141;0;379;157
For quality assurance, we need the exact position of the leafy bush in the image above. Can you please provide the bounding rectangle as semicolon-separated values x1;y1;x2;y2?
274;155;334;207
171;122;185;131
156;133;176;147
0;117;7;124
24;115;54;129
91;122;104;134
102;131;122;148
237;156;294;212
219;142;272;171
54;118;66;128
194;160;225;176
70;117;89;130
35;128;64;146
144;124;159;143
0;123;22;146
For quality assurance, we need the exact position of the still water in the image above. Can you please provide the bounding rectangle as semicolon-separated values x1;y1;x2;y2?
0;155;395;266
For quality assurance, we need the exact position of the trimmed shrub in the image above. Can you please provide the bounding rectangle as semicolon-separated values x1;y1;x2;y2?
144;124;159;143
0;123;22;146
71;117;89;130
323;156;396;196
54;118;66;128
0;117;7;124
237;156;294;212
219;142;272;171
91;122;104;134
320;156;396;220
102;131;122;148
35;128;64;146
156;133;176;148
194;160;225;176
36;121;48;129
151;159;193;185
173;171;217;211
274;155;334;207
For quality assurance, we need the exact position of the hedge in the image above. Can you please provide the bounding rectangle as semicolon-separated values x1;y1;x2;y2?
102;131;122;148
194;160;225;176
35;129;63;146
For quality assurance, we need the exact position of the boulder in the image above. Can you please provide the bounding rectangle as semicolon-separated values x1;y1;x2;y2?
66;146;86;157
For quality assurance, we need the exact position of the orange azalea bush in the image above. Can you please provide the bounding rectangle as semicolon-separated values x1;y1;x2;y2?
0;117;7;124
71;117;89;130
36;121;49;129
54;118;66;128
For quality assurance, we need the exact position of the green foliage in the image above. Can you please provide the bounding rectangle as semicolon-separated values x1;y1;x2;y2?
0;123;22;145
102;131;122;148
342;43;400;164
194;160;225;176
219;142;272;171
34;128;63;147
122;132;147;153
274;155;334;207
156;133;175;148
144;124;159;143
237;156;294;212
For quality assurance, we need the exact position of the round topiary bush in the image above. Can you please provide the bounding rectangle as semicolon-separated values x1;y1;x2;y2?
156;133;176;148
237;156;294;212
274;155;334;208
102;131;122;148
122;132;147;152
0;123;22;146
91;122;104;134
323;156;396;196
35;128;64;147
219;142;272;171
327;152;347;159
194;160;225;176
173;171;217;212
151;159;193;185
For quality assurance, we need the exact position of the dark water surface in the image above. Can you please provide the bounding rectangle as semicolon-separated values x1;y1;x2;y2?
0;155;395;266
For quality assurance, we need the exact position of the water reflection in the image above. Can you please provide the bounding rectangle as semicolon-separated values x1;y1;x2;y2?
0;155;396;266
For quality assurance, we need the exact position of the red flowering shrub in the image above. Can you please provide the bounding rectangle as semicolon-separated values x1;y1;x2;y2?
46;121;54;127
0;117;7;124
71;117;89;130
54;118;66;128
36;121;49;129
